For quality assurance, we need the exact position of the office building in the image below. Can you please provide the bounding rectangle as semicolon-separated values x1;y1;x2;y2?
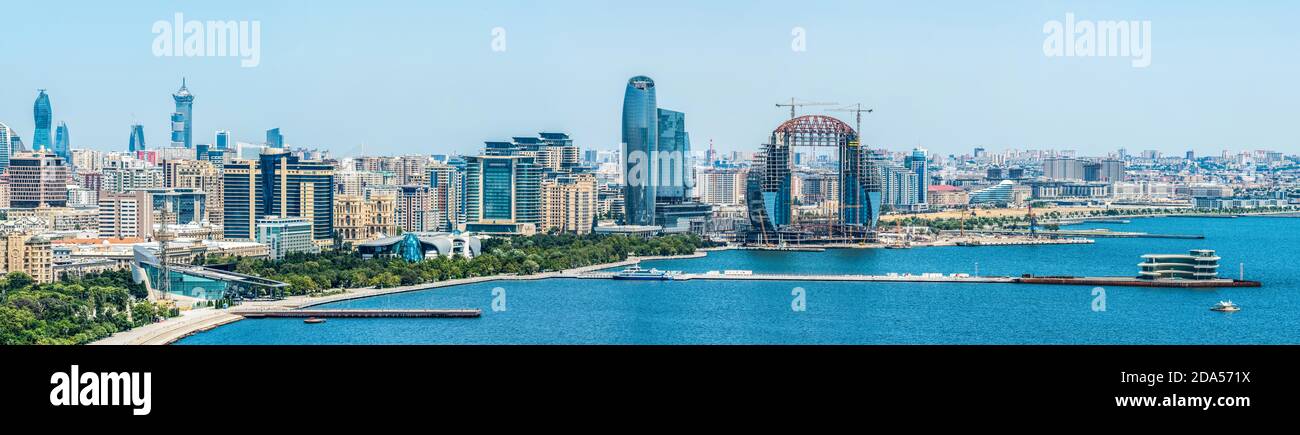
223;148;335;241
7;152;68;208
462;154;540;234
255;215;320;260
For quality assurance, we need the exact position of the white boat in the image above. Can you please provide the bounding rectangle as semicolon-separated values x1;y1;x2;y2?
1210;301;1241;312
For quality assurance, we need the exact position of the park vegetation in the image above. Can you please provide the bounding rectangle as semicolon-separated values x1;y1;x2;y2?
208;233;714;296
0;269;179;345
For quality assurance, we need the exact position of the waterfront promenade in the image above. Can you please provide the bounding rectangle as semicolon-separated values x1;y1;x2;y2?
92;252;706;345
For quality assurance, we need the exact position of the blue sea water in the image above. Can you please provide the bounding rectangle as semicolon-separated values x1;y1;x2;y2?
176;217;1300;344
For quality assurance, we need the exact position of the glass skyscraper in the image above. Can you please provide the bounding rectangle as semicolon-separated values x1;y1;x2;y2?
54;122;70;162
906;147;928;204
0;121;13;174
655;108;690;201
463;155;540;229
32;90;52;152
215;130;230;150
171;79;194;149
129;124;146;152
266;128;283;148
621;75;657;225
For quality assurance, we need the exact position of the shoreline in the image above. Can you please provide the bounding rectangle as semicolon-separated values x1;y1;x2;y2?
90;251;712;345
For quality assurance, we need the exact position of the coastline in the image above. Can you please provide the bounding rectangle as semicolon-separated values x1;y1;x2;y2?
89;250;713;345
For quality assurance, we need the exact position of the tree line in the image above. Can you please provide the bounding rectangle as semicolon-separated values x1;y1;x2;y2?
208;233;714;296
0;269;178;345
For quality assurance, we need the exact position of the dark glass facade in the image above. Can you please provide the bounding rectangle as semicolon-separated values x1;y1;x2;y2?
223;150;334;240
621;76;657;225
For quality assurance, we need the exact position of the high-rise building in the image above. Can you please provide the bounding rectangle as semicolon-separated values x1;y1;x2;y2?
215;130;230;150
621;75;657;225
541;173;597;234
1043;157;1085;181
164;159;224;225
171;79;194;149
129;124;147;152
266;128;283;148
463;154;541;234
656;108;691;201
696;167;748;206
0;121;13;174
53;122;71;162
906;148;929;204
7;152;68;208
428;163;462;231
223;148;335;241
396;185;438;233
32;90;52;152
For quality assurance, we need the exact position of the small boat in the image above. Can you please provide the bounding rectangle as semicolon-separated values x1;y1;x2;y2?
612;265;677;280
304;317;327;324
1210;301;1241;312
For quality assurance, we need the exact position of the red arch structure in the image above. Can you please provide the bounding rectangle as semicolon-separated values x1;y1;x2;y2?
772;115;857;147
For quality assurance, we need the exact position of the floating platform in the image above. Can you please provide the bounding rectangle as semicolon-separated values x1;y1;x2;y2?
574;272;1261;288
233;309;482;318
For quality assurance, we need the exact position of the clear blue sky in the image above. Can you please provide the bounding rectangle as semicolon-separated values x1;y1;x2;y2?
1;0;1297;157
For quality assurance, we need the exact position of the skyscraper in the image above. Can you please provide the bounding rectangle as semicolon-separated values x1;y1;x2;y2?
223;148;334;241
171;79;194;149
266;128;283;148
129;124;147;152
0;121;13;174
215;130;230;150
655;108;690;201
621;75;657;225
32;90;52;152
53;122;71;162
463;154;541;234
906;148;928;204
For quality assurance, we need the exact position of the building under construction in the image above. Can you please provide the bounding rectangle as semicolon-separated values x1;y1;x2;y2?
744;115;883;245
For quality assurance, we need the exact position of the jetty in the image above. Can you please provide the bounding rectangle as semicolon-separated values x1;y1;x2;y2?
232;309;482;318
575;271;1261;288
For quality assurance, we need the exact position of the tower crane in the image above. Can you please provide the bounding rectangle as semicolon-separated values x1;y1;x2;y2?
829;104;874;136
775;98;838;119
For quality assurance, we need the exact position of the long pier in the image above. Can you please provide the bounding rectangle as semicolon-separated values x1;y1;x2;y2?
577;272;1260;288
232;309;482;318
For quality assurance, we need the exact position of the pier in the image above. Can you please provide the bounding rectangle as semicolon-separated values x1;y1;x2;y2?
577;272;1260;288
232;309;482;318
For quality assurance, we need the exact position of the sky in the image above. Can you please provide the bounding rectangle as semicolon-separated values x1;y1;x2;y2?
1;0;1298;157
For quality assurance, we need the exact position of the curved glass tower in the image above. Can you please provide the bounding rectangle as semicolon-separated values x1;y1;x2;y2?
54;122;70;161
621;76;657;225
129;124;146;152
32;90;52;152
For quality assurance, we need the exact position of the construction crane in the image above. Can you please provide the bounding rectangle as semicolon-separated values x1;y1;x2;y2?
829;104;874;136
775;98;838;119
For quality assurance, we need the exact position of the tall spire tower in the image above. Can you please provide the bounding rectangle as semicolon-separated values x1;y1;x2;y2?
171;78;195;149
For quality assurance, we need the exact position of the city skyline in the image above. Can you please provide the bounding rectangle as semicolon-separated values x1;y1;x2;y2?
2;1;1300;158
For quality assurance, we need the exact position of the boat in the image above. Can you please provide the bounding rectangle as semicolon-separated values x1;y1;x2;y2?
304;317;327;324
1210;301;1241;312
612;265;676;280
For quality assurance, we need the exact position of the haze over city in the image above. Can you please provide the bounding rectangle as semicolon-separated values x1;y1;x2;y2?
3;0;1298;157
